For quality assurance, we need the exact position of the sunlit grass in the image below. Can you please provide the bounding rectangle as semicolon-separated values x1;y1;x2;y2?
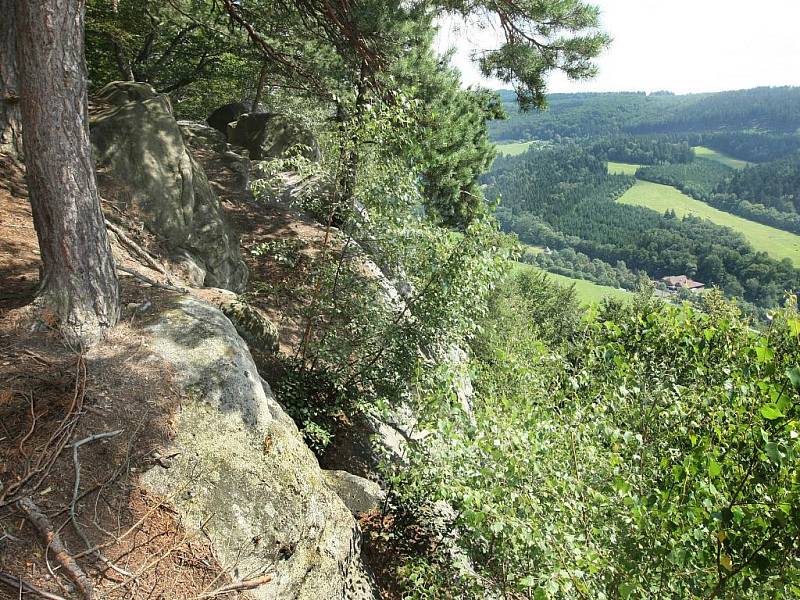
495;140;537;156
607;161;641;176
514;262;633;305
693;146;750;169
618;180;800;264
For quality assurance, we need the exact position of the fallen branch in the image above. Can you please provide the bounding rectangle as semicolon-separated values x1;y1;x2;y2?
0;571;66;600
117;265;187;293
196;574;274;599
17;496;94;599
70;430;131;578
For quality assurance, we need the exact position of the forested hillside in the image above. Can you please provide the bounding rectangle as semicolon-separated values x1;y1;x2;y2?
490;87;800;141
486;145;800;306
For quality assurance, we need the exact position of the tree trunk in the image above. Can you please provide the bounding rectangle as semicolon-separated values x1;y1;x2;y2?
15;0;120;346
339;61;367;206
0;0;23;158
252;61;269;111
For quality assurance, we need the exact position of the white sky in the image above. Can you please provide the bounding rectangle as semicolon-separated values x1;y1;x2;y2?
435;0;800;94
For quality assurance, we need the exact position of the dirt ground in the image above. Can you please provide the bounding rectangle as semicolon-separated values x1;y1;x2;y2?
0;156;259;599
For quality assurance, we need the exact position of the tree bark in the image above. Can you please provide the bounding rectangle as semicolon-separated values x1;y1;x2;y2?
0;0;23;158
252;61;269;111
15;0;120;346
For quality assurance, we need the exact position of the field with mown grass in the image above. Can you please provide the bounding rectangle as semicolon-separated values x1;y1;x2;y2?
618;180;800;264
693;145;750;169
607;161;640;175
495;140;537;156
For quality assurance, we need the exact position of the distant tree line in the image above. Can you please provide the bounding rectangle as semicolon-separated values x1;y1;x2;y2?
522;246;644;290
687;131;800;162
489;87;800;142
636;158;734;197
589;135;693;165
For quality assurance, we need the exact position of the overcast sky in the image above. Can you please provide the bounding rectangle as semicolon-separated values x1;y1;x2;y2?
435;0;800;94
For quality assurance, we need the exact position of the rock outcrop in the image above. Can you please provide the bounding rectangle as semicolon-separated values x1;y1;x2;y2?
90;81;248;291
227;113;321;162
324;470;385;517
141;295;377;599
207;101;248;135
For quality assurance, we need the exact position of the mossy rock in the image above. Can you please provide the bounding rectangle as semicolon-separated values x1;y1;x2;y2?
221;299;279;354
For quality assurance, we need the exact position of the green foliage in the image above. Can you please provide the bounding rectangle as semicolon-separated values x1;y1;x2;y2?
526;246;644;291
615;181;800;269
689;132;800;163
86;0;258;118
636;157;735;197
637;154;800;238
718;154;800;214
393;284;800;598
439;0;609;110
249;96;513;450
591;136;694;166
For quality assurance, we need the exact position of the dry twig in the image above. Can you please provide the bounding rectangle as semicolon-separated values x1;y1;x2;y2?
70;430;131;578
196;574;273;599
0;571;66;600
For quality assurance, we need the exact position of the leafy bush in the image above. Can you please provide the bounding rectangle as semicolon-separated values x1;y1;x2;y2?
392;281;800;599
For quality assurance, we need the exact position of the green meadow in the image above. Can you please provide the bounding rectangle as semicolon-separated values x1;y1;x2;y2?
514;262;632;305
693;145;750;169
607;161;641;175
618;180;800;264
495;140;537;156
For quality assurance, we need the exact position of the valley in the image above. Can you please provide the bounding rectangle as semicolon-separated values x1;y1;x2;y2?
615;172;800;264
487;88;800;310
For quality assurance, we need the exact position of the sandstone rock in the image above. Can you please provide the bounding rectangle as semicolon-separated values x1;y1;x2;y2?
95;80;158;105
141;296;376;599
221;299;280;354
170;249;207;287
207;102;248;136
177;120;229;154
227;113;320;162
324;470;385;516
91;82;248;292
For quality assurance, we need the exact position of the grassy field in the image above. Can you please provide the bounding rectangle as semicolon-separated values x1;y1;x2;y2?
607;161;641;176
496;140;537;156
618;180;800;264
515;262;632;305
693;146;750;169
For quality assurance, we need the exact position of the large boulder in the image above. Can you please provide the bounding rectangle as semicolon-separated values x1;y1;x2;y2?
141;296;377;599
177;120;229;154
227;113;321;162
207;102;248;136
90;81;248;291
178;120;252;194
